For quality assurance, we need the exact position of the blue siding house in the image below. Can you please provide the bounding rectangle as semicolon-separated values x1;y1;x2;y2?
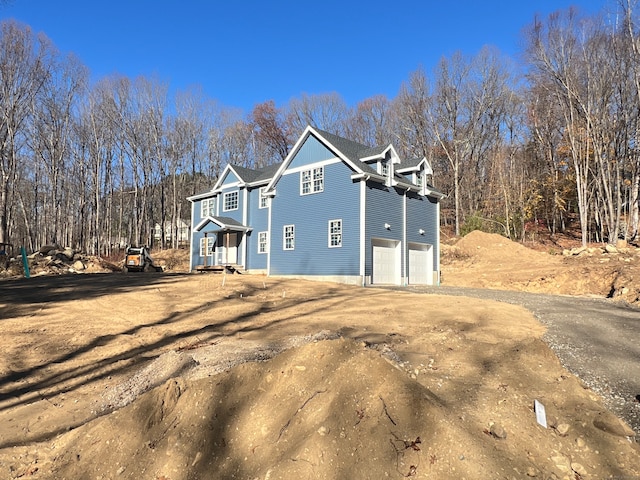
188;126;444;285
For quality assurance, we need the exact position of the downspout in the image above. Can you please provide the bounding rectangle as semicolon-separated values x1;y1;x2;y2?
242;188;248;268
403;189;407;286
203;232;209;268
359;178;367;287
436;197;441;286
267;195;272;276
189;200;195;271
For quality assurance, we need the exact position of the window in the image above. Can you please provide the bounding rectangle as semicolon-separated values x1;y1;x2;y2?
199;237;214;257
201;198;215;217
329;219;342;248
301;166;324;195
258;231;268;254
380;161;389;176
259;187;268;209
416;172;423;188
283;225;295;250
223;191;238;211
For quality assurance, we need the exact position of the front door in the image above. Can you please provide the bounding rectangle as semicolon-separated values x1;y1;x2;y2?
222;232;238;264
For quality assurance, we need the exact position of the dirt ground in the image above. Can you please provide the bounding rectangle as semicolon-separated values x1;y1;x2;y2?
0;232;639;480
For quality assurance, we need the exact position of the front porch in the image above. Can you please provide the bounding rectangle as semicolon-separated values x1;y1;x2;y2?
194;216;252;274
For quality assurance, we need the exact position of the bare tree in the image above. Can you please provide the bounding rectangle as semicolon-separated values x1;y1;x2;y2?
525;9;593;245
0;21;51;245
344;95;392;147
30;52;87;248
286;92;348;136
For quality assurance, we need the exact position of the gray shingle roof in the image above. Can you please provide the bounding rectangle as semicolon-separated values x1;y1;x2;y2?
312;129;380;175
230;162;284;184
192;128;445;200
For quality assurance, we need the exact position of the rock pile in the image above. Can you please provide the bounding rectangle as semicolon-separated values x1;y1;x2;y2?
0;245;120;278
562;239;639;257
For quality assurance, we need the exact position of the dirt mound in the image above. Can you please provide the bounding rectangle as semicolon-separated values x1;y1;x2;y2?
450;230;556;264
12;338;637;480
49;340;444;479
150;248;190;272
443;231;640;304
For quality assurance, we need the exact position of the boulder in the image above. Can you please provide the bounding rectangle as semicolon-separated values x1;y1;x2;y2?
605;244;618;254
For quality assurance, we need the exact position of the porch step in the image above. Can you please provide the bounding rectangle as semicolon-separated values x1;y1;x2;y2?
196;264;244;274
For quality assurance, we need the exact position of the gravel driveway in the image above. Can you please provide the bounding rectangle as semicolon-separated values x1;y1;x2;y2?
387;286;640;436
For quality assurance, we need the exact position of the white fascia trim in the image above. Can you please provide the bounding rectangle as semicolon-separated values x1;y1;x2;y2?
246;179;270;188
395;166;419;174
194;216;253;233
351;172;386;183
213;164;247;190
194;216;216;232
220;181;243;189
212;164;232;190
282;157;340;175
311;127;369;173
425;188;447;199
264;125;316;192
359;152;385;162
265;126;370;192
423;158;434;176
387;145;402;164
187;191;216;202
361;145;401;164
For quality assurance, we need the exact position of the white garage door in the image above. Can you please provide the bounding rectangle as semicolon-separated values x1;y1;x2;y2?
409;243;433;285
372;239;401;285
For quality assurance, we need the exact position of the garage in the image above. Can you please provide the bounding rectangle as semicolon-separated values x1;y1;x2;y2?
372;238;401;285
408;242;433;285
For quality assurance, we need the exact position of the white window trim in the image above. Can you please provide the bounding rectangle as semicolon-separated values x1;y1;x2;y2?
300;166;324;196
201;198;214;218
199;237;214;257
328;219;342;248
223;190;239;211
258;231;268;254
283;224;295;250
380;160;389;176
259;187;268;209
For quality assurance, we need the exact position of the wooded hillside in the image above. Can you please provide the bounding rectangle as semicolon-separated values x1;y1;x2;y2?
1;3;639;254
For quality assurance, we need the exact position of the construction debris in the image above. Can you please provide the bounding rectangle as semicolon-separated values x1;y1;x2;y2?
0;246;120;278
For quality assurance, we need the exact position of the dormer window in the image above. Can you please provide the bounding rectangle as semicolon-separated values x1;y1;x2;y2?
380;160;389;176
416;172;424;188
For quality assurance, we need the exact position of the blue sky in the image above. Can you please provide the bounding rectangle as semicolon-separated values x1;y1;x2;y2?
2;0;608;112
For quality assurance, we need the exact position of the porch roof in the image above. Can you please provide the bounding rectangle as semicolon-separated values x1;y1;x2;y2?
194;216;252;233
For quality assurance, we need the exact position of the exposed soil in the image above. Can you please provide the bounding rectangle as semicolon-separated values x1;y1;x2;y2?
0;233;638;480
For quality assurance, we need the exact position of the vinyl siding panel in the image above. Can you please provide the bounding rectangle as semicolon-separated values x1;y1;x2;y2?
221;170;241;185
270;161;360;276
245;187;269;270
219;186;244;224
191;195;216;270
288;135;338;169
364;182;405;278
193;195;216;225
405;192;438;257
